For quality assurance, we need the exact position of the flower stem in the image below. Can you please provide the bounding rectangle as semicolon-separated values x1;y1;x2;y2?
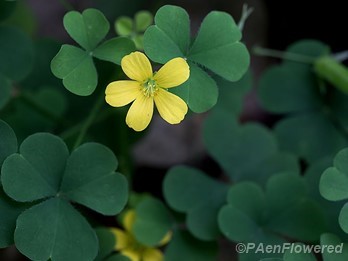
253;46;316;64
73;93;105;150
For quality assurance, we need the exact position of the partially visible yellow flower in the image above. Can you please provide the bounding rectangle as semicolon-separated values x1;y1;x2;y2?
105;51;190;131
111;210;171;261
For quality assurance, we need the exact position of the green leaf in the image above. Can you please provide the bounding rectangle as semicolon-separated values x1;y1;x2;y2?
165;230;218;261
258;66;321;114
320;233;348;261
320;167;348;201
15;198;98;261
51;44;97;96
275;113;347;163
170;63;218;113
1;133;69;202
63;8;109;51
203;110;277;181
135;11;153;32
283;243;316;261
0;26;34;81
0;188;26;248
339;203;348;233
0;119;17;166
61;143;128;215
105;254;131;261
115;16;133;36
0;0;17;21
189;11;249;81
132;197;173;246
0;74;11;110
93;37;135;64
144;5;190;62
95;227;116;261
163;166;228;240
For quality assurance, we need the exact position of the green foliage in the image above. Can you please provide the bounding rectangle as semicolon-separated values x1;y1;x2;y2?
144;5;249;112
258;40;348;163
1;132;128;260
51;8;135;96
0;0;17;22
95;228;116;261
115;11;153;49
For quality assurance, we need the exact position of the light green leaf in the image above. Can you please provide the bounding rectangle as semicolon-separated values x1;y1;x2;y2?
1;133;69;202
189;11;249;81
61;143;128;215
170;63;218;113
63;8;109;51
132;197;173;246
115;16;133;36
0;26;34;81
135;11;153;32
15;198;98;261
51;44;97;96
93;37;135;64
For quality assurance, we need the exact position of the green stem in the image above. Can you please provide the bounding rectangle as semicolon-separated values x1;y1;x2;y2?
73;94;105;149
253;46;316;64
238;4;254;32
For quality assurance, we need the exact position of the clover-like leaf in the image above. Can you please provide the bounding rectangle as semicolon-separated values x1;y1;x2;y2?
60;143;128;215
1;133;128;260
63;8;109;51
15;198;98;261
164;166;228;241
165;230;218;261
135;11;153;32
144;5;249;112
132;197;173;246
0;26;34;81
51;9;135;96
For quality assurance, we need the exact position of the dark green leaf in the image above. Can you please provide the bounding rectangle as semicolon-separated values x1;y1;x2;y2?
51;44;97;96
15;198;98;261
0;0;17;21
93;37;135;64
1;133;69;202
132;197;173;246
0;26;34;81
339;203;348;233
61;143;128;215
320;233;348;261
95;227;116;261
283;243;316;261
0;119;17;166
63;8;109;51
105;254;131;261
0;74;11;110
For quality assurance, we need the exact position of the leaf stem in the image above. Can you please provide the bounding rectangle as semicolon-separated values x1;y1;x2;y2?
238;4;254;32
73;93;105;149
253;46;316;64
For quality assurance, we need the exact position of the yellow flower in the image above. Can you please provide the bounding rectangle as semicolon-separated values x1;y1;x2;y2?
111;210;171;261
105;51;190;131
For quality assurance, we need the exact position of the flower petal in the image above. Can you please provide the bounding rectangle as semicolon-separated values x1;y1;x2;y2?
154;89;188;124
110;228;131;251
105;80;141;107
142;248;163;261
123;210;136;232
121;52;153;82
126;94;154;131
153;58;190;88
121;249;141;261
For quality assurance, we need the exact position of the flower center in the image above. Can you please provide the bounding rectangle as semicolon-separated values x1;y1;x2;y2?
142;78;159;97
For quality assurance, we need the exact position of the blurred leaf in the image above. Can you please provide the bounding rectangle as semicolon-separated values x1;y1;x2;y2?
283;243;316;261
188;11;249;81
105;254;131;261
275;113;347;164
0;119;17;165
15;198;98;261
0;188;26;248
51;44;97;96
132;197;173;246
163;166;228;240
0;26;34;81
0;74;11;110
258;65;321;114
63;8;109;51
95;227;116;261
0;0;17;21
165;230;218;261
320;233;348;261
115;16;133;36
93;37;135;64
135;11;153;32
339;203;348;233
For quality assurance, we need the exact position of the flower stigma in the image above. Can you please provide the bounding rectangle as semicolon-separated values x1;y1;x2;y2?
142;78;159;97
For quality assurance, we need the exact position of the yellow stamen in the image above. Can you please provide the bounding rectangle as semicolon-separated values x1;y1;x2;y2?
142;78;159;97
